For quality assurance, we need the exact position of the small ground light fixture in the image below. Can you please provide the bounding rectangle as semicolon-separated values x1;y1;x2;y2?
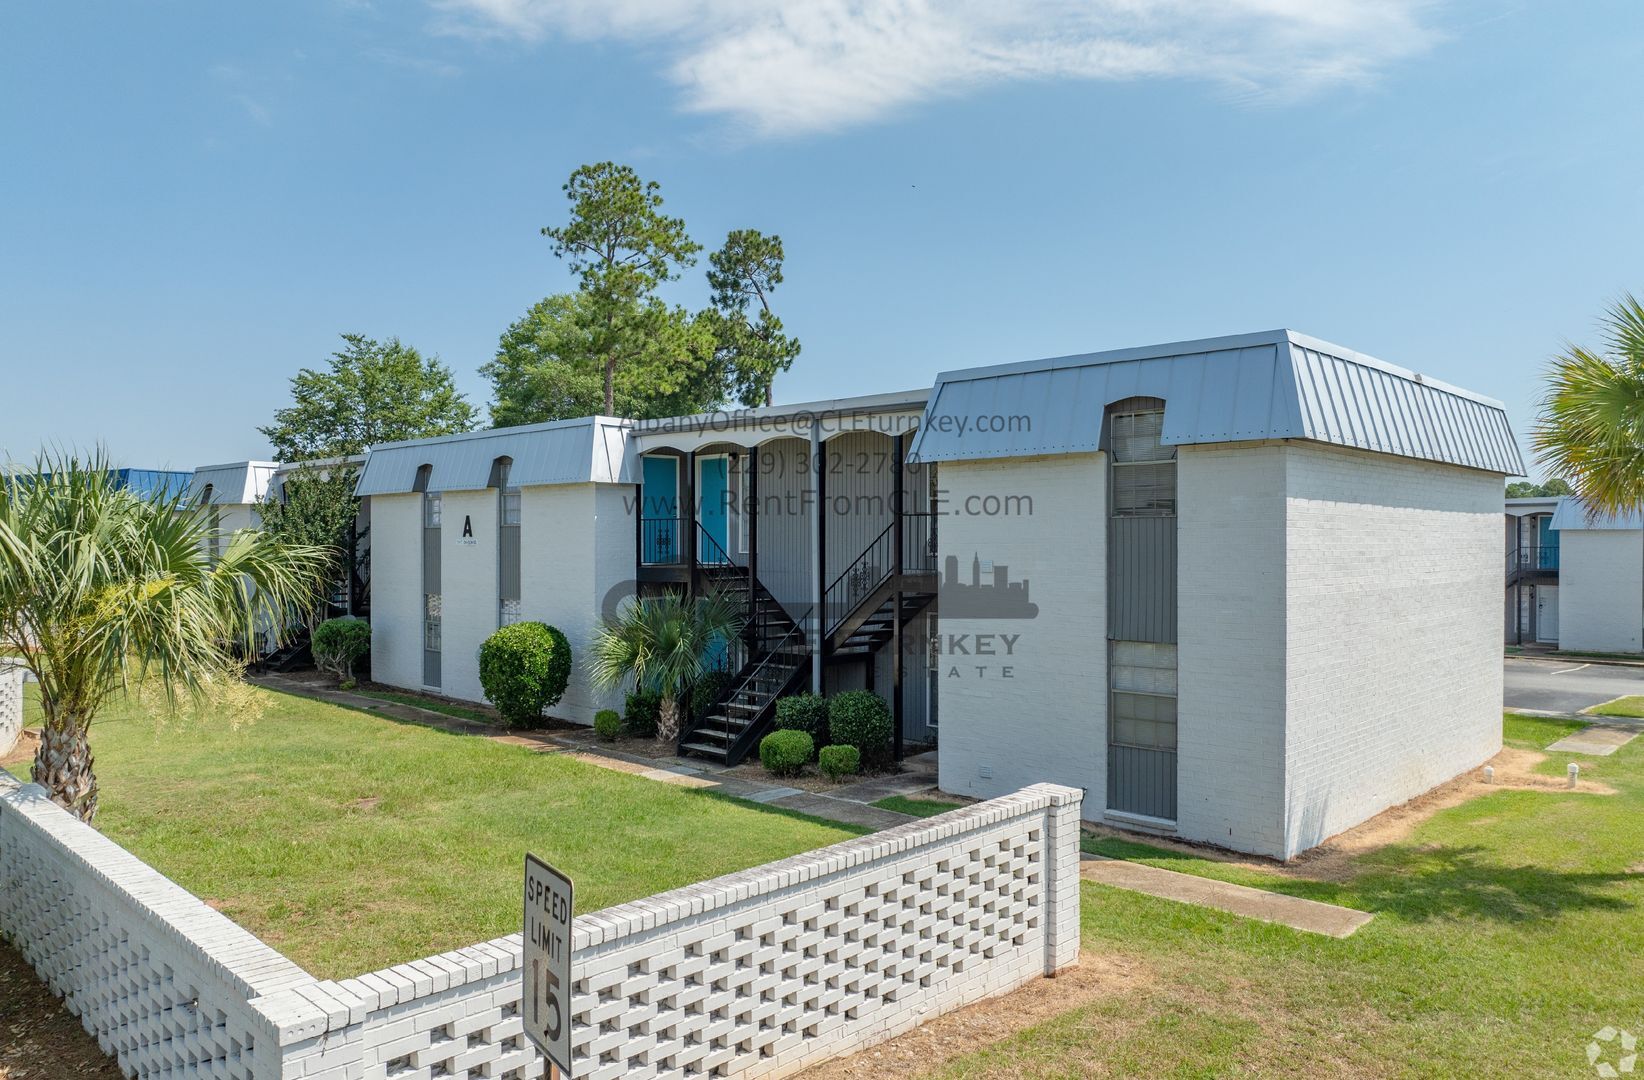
1567;762;1580;788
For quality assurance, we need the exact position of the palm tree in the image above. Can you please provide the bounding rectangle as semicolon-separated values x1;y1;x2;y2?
588;589;745;743
0;453;328;822
1533;294;1644;511
1534;294;1644;643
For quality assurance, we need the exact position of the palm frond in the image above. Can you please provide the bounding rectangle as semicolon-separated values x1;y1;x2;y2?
1533;298;1644;519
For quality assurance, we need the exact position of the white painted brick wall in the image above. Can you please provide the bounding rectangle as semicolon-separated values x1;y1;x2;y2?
368;493;426;693
0;660;22;758
1;767;1082;1080
1175;443;1289;856
1280;442;1502;858
935;455;1107;810
438;488;500;705
1558;529;1643;653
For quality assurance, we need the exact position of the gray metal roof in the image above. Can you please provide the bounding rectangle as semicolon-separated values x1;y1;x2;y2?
1549;497;1644;531
190;461;278;505
354;417;633;496
908;329;1524;475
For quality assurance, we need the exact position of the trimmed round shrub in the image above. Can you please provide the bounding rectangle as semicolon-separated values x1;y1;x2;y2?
818;744;860;781
690;667;735;721
759;730;813;778
594;709;622;741
478;622;571;728
828;690;892;767
774;692;829;747
312;616;370;681
624;689;661;739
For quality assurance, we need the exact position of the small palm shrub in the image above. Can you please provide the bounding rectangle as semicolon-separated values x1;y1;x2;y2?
624;690;661;738
760;730;813;777
818;745;859;781
588;590;745;743
312;616;370;683
478;622;571;728
829;690;892;768
594;709;622;741
774;692;829;746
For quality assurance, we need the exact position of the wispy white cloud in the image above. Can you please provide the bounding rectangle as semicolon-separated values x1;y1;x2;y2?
427;0;1441;135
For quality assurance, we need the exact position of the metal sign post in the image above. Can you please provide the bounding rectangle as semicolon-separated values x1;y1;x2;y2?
523;854;575;1078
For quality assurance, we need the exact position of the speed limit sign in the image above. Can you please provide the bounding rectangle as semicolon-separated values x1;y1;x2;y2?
523;854;575;1077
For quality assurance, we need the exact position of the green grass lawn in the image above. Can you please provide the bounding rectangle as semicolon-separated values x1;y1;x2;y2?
931;713;1644;1077
872;795;966;818
1588;694;1644;718
18;686;858;979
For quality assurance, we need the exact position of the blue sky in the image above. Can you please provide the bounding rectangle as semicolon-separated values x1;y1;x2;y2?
2;2;1639;479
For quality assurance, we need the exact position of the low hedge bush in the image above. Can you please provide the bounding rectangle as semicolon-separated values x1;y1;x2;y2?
312;616;370;682
828;690;892;767
818;744;859;781
624;690;661;739
759;730;814;778
774;692;829;746
593;709;622;741
477;622;571;728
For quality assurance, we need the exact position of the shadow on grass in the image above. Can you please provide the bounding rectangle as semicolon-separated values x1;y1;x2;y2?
1348;844;1639;923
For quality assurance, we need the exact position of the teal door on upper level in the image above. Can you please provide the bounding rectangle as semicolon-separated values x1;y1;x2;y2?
641;456;680;565
697;456;730;565
1537;515;1560;570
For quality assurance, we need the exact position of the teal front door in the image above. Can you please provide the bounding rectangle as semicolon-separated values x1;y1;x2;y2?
697;457;731;565
641;456;680;565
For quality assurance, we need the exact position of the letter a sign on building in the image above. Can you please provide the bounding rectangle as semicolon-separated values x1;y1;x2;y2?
523;854;575;1077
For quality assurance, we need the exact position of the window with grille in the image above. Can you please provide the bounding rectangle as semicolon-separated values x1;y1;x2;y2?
499;598;523;626
424;593;442;651
1110;641;1177;750
424;492;442;528
1109;410;1175;516
501;490;521;526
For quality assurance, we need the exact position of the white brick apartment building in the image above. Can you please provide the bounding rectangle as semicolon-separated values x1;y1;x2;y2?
908;330;1519;859
1504;496;1643;654
353;329;1518;860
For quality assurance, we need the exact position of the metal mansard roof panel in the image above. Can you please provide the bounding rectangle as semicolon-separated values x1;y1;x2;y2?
354;416;634;496
910;330;1523;475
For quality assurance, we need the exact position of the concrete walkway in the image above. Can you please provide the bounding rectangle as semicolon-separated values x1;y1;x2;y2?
1548;724;1639;756
1080;855;1374;938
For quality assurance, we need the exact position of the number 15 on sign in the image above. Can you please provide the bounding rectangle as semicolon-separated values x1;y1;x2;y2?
523;854;575;1078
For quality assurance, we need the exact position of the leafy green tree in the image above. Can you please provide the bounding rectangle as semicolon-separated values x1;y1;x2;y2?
258;464;363;616
705;229;801;407
1506;479;1573;498
1533;294;1644;513
0;454;327;821
260;334;477;460
481;293;723;424
542;163;703;416
588;590;744;743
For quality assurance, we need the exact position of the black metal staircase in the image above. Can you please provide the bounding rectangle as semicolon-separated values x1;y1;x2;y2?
1506;545;1558;587
824;515;937;660
677;524;809;766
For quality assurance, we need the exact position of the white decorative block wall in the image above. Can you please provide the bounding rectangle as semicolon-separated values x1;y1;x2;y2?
0;771;316;1078
0;766;1082;1079
0;660;23;758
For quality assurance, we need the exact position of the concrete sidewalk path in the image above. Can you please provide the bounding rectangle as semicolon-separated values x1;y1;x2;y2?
1081;855;1374;938
1548;725;1639;756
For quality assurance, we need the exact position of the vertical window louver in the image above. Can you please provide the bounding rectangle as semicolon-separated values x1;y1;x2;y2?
1106;402;1178;821
495;457;522;627
418;466;442;687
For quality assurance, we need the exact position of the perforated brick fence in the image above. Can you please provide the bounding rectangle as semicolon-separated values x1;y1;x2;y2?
0;660;23;758
0;767;1082;1079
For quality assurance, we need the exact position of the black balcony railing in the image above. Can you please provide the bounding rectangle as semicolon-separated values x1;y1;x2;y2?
640;516;685;566
1507;545;1559;575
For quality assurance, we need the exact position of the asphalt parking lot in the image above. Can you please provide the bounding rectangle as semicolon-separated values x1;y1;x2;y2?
1504;655;1644;714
